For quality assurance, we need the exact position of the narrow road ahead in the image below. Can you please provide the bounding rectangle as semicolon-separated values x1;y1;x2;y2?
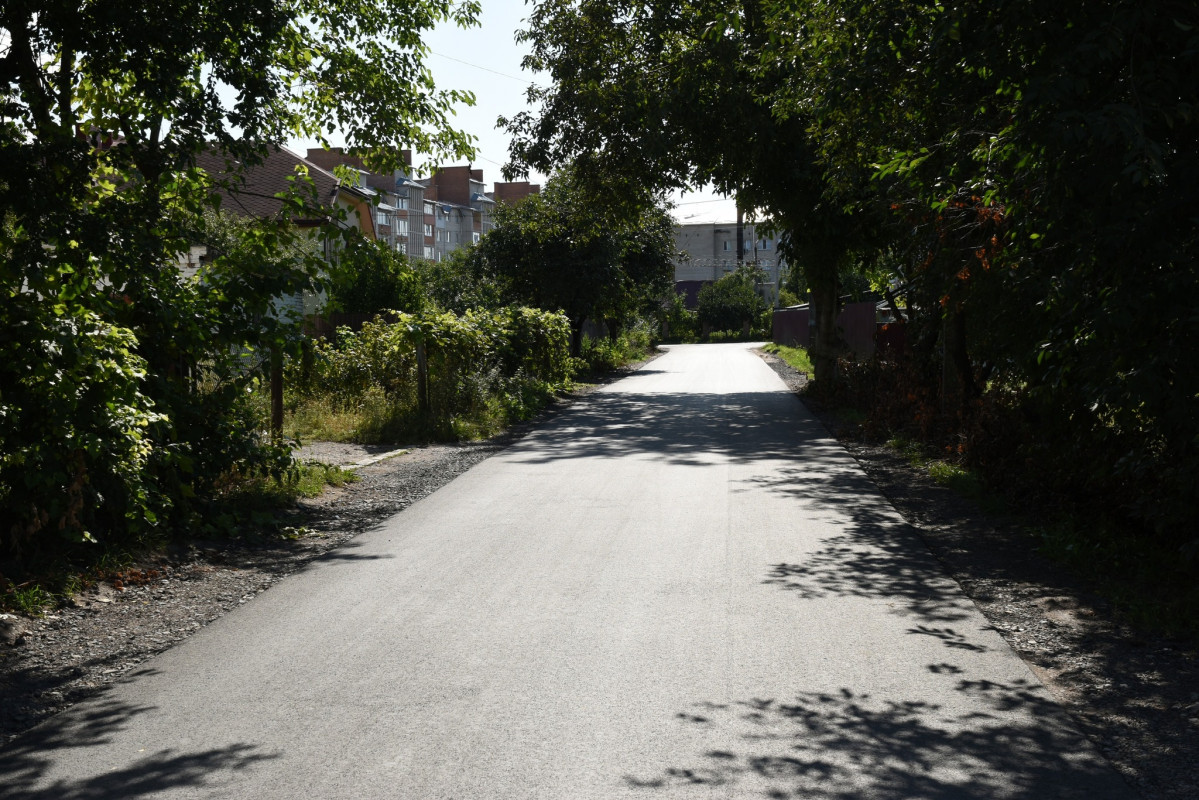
1;344;1131;799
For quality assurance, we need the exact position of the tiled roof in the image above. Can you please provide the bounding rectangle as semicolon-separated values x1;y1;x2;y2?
194;146;344;222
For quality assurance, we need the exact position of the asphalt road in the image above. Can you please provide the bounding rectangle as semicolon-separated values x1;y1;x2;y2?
0;343;1134;799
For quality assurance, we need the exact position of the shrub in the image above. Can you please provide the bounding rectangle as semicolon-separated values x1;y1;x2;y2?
288;306;574;441
697;265;767;334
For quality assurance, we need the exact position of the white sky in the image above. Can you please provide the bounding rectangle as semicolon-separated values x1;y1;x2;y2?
289;1;739;225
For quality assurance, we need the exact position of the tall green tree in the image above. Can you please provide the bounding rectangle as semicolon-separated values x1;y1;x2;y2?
0;0;479;554
769;0;1199;533
475;166;675;355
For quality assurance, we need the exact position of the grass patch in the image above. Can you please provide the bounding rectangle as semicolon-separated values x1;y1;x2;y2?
221;460;358;505
885;437;1006;514
762;342;815;375
3;583;54;616
282;377;566;445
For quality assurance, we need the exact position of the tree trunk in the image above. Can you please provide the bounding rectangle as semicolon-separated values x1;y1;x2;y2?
941;307;976;413
570;321;584;357
808;268;840;390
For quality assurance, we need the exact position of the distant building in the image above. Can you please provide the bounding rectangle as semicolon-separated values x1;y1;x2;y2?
420;166;496;261
672;221;786;305
305;147;428;262
190;146;376;318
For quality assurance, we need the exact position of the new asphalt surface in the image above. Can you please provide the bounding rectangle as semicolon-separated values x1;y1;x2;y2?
0;343;1134;799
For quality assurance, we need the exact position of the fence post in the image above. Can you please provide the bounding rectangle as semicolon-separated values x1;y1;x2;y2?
416;339;430;414
270;343;283;439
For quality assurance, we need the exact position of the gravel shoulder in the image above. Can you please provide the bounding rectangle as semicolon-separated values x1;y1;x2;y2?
3;348;1196;800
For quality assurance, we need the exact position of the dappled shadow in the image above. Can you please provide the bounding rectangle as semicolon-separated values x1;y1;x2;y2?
752;464;979;627
513;386;980;628
507;390;828;468
0;690;279;799
310;539;395;564
624;678;1132;799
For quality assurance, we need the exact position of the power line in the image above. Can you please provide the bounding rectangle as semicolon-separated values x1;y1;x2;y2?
430;50;535;85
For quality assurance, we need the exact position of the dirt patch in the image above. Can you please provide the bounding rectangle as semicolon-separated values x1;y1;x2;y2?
757;350;1199;800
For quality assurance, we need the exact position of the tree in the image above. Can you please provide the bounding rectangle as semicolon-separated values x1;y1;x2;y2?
502;0;878;386
0;0;480;554
758;0;1199;545
327;238;425;317
697;265;767;335
474;166;675;355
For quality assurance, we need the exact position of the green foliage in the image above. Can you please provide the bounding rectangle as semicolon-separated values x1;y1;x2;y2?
0;310;160;552
777;288;803;308
289;307;574;442
0;0;481;562
504;1;873;385
2;582;55;617
659;291;700;343
413;246;504;314
577;320;655;374
475;163;676;354
327;238;425;315
697;265;767;335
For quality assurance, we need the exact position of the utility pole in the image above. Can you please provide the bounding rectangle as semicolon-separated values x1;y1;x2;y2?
736;204;744;267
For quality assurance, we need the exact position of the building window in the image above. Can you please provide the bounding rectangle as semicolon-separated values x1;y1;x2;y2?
423;245;434;259
395;219;408;236
472;232;481;244
423;223;432;237
723;241;730;251
423;202;434;215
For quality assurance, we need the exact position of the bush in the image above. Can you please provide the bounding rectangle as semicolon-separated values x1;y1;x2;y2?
578;319;655;373
326;238;424;316
288;306;574;441
697;265;767;334
660;291;699;343
0;309;161;554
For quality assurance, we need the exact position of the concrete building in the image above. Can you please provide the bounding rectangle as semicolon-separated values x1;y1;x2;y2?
304;148;428;262
672;221;787;304
490;181;541;205
420;166;496;262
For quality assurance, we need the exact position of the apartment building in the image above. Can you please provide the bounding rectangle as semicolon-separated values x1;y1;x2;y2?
672;220;786;303
304;148;429;262
420;166;497;262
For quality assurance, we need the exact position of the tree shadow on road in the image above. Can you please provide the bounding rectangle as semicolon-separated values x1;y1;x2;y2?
623;678;1132;799
0;686;278;800
506;390;830;468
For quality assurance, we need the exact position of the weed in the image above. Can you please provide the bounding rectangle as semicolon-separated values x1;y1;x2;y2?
5;583;53;616
762;343;815;375
887;436;926;466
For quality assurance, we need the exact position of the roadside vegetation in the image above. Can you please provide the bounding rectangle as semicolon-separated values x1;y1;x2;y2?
779;341;1199;639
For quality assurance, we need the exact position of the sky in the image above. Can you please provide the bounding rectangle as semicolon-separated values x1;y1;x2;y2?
292;1;739;225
